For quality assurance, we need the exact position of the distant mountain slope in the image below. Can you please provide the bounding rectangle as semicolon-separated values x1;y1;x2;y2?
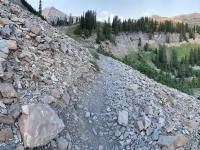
42;6;67;22
151;13;200;25
173;13;200;25
42;6;79;24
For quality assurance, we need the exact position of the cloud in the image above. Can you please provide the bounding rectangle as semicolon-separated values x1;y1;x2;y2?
142;9;158;17
97;11;123;23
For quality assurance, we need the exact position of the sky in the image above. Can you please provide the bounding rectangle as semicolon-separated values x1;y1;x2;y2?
27;0;200;21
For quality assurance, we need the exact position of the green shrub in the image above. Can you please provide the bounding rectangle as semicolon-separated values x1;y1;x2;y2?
90;60;100;72
122;52;192;94
90;51;99;60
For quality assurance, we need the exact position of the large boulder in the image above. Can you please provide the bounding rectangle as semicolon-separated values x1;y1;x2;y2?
56;137;69;150
30;26;41;35
0;83;17;98
158;134;188;149
19;104;65;148
0;39;9;54
0;128;13;141
5;40;17;50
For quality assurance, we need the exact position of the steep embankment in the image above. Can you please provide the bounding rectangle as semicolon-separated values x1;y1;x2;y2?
1;0;200;150
0;0;94;149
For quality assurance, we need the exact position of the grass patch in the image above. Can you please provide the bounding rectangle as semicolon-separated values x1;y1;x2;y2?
64;25;82;41
168;43;199;60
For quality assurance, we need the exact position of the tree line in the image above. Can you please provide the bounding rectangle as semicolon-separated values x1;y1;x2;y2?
111;16;198;40
51;16;79;26
75;10;200;43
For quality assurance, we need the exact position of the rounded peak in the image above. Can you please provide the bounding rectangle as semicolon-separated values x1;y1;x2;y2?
43;6;56;10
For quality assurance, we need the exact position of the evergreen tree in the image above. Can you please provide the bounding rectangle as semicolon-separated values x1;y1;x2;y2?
39;0;42;15
103;21;112;41
158;45;168;66
112;16;121;35
96;22;104;43
171;50;178;68
138;38;142;47
189;49;195;66
69;13;73;25
144;43;149;51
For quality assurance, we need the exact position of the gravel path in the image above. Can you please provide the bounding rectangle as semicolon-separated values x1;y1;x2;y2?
71;55;149;150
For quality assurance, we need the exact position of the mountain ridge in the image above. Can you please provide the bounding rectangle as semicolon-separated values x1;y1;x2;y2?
42;6;68;21
151;13;200;25
42;6;79;24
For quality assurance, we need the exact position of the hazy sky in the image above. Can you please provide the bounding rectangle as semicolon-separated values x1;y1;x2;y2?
27;0;200;21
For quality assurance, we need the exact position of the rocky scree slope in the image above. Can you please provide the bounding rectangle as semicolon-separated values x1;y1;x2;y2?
0;0;94;149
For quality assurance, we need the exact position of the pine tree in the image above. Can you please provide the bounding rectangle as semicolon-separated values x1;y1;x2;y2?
103;21;112;41
112;16;121;35
96;22;104;43
171;50;178;68
159;45;167;66
138;38;142;47
144;43;149;51
69;13;73;25
39;0;42;15
189;49;194;66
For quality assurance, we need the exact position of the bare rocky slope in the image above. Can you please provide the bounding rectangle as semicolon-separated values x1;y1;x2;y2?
0;1;200;150
152;13;200;25
42;7;78;24
42;7;67;23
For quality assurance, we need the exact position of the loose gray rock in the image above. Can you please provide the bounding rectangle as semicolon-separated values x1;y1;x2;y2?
0;114;14;124
56;137;69;150
62;91;71;105
30;26;41;35
118;110;128;126
135;120;145;131
0;128;13;141
0;83;17;98
0;39;9;54
158;134;188;149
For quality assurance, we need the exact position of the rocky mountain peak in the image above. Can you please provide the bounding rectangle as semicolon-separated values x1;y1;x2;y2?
42;6;68;23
